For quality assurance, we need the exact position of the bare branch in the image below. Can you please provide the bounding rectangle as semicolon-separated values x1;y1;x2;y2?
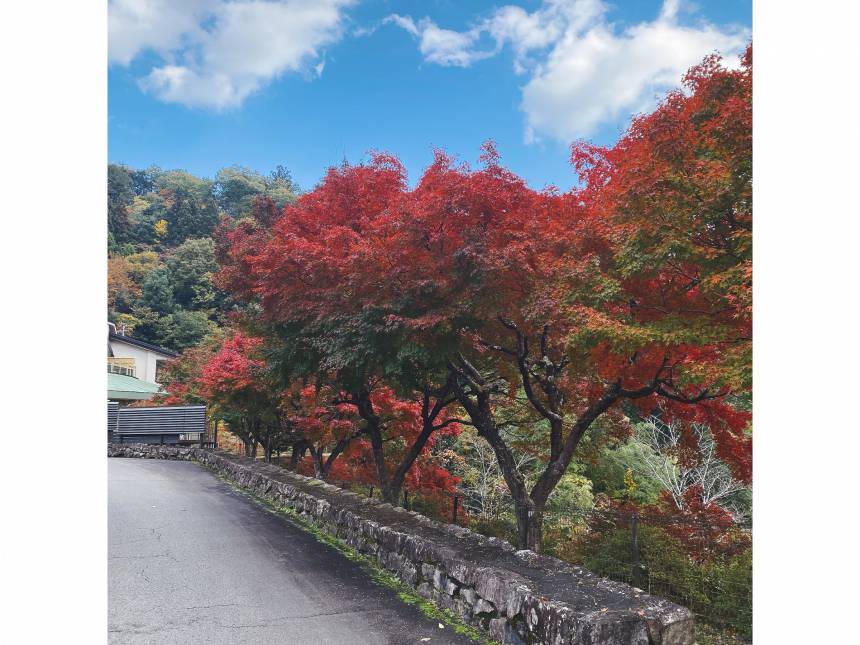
540;325;550;359
497;316;519;332
478;340;518;356
433;418;472;430
655;385;729;404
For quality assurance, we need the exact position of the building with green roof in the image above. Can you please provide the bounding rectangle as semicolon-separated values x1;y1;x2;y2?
108;372;163;402
107;322;174;403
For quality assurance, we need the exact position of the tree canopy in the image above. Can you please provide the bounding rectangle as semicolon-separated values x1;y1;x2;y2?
210;47;752;550
139;48;752;565
107;163;299;352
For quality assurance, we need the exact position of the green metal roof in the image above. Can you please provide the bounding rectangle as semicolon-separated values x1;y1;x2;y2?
108;372;163;401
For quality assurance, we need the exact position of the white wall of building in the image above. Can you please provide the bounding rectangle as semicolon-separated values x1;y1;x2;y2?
109;339;170;384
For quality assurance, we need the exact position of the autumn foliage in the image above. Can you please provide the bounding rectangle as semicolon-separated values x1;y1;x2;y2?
163;47;752;552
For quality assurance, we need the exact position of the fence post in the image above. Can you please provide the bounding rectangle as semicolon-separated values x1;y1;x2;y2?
403;490;409;511
369;486;374;499
631;512;642;588
452;494;459;525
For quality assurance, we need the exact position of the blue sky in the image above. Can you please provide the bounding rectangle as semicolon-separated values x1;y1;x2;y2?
108;0;751;192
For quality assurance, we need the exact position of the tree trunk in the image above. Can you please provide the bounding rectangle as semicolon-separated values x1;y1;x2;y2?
290;441;307;470
310;448;325;479
473;414;539;550
450;363;544;551
385;419;436;507
249;419;262;459
354;389;393;501
450;347;629;552
515;502;545;553
382;482;402;507
320;436;353;481
353;385;456;507
369;429;394;502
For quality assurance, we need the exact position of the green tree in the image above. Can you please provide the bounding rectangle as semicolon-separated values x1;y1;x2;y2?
267;165;300;208
213;166;268;216
111;312;142;337
167;238;218;308
546;471;594;516
128;194;168;246
154;169;213;201
577;430;664;506
141;266;175;313
158;310;214;351
125;251;161;281
126;195;153;229
164;188;220;245
130;165;161;196
126;306;163;345
108;164;134;244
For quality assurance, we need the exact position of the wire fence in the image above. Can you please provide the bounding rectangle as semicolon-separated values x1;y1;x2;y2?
549;508;751;641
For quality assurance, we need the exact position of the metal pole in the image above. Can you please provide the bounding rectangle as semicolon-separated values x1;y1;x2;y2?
452;495;459;525
631;512;641;587
403;490;409;511
369;486;374;499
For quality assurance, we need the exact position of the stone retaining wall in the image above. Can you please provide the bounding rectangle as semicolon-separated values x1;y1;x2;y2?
108;444;694;645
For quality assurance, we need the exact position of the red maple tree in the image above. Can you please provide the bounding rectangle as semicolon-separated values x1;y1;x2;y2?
217;155;466;504
197;332;296;461
213;48;752;551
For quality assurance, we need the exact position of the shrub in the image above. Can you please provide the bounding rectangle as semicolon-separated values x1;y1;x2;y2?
571;525;750;638
705;549;752;639
468;514;517;544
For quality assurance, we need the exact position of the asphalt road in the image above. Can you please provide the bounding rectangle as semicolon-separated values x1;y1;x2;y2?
109;458;477;645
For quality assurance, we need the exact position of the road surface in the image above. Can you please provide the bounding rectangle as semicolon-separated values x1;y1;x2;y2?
109;458;477;644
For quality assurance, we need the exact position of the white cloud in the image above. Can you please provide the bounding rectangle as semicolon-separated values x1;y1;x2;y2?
386;0;749;143
109;0;354;109
417;22;491;67
384;14;419;38
521;2;748;142
483;0;603;72
108;0;215;66
383;14;493;68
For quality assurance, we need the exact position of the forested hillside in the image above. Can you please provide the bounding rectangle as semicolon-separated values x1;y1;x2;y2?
107;164;298;351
